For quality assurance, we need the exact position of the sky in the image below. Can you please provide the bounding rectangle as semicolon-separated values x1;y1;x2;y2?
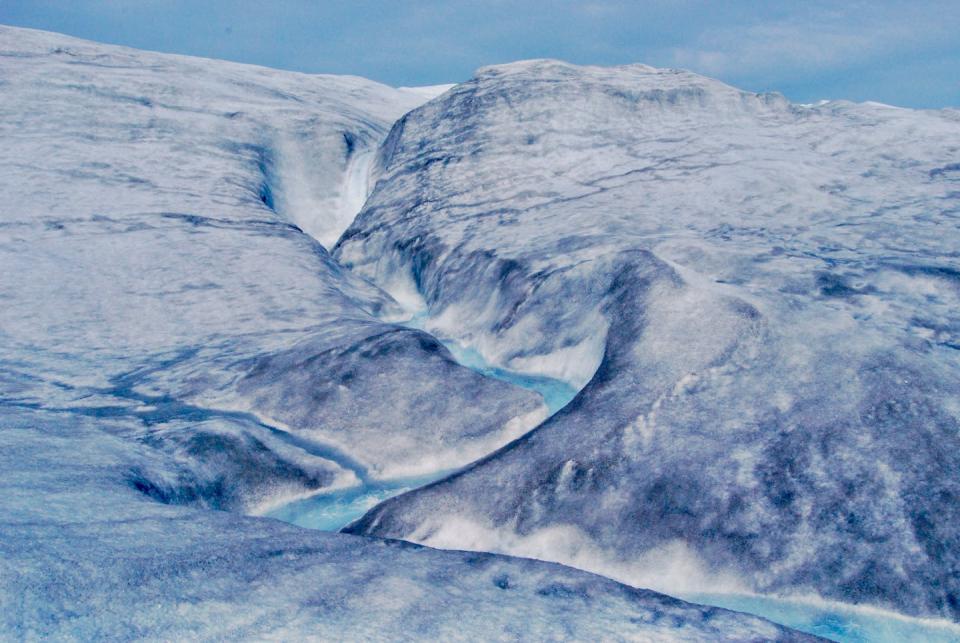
1;1;958;108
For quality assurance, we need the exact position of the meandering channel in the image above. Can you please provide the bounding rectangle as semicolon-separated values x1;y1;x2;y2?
265;323;579;531
261;120;960;643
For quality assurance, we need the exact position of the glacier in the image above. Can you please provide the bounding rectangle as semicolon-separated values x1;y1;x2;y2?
4;406;824;641
0;25;816;640
337;59;960;629
2;21;958;641
0;23;547;509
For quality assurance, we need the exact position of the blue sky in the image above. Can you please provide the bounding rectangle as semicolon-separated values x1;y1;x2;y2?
1;1;958;108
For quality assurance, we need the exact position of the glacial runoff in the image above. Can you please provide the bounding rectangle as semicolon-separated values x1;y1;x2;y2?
2;23;958;642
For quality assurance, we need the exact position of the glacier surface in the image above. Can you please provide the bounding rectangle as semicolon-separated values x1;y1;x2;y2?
339;59;960;624
0;25;817;641
0;23;547;509
4;406;819;641
3;22;958;641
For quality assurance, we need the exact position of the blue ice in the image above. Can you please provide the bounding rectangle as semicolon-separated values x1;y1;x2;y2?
438;341;578;415
685;593;960;643
268;319;578;532
265;473;450;532
403;311;579;415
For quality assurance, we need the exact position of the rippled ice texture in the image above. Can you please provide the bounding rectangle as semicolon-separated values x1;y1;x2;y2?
0;26;810;641
341;59;960;623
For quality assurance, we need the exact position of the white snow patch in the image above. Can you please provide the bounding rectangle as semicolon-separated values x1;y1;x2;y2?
407;514;749;597
398;84;457;101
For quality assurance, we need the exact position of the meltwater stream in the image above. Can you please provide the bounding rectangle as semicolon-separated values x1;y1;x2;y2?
261;323;960;642
682;593;960;643
265;326;578;532
264;471;452;532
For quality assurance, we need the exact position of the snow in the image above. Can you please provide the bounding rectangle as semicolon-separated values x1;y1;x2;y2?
0;25;817;640
1;408;807;641
2;21;956;640
398;83;457;100
0;22;548;499
403;312;577;415
339;58;960;625
262;328;578;532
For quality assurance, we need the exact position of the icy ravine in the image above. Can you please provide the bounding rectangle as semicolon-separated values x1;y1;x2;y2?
340;58;960;627
267;326;577;531
0;21;549;505
0;25;816;640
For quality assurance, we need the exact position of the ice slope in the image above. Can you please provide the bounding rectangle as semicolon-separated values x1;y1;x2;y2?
0;407;814;641
0;26;812;641
338;60;960;621
0;24;548;515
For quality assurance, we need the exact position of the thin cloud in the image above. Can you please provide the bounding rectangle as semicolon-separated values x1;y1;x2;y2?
666;4;958;81
0;0;957;107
